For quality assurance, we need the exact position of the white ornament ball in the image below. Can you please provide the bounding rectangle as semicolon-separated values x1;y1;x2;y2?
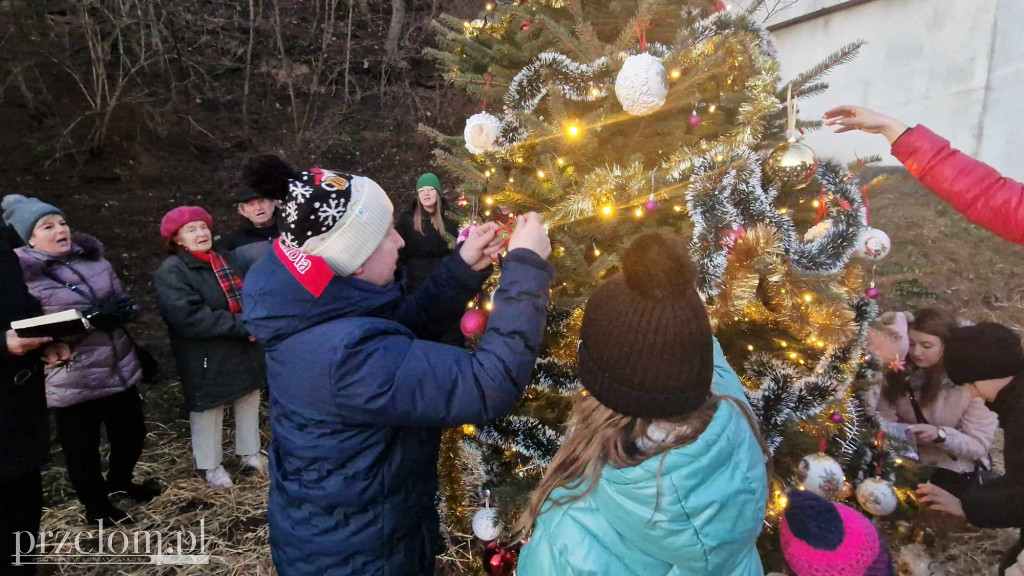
472;507;501;541
856;476;898;516
796;452;845;500
464;112;502;155
614;52;668;116
854;227;891;261
804;220;832;242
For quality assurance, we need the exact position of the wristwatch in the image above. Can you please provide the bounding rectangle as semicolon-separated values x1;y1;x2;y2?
935;426;947;443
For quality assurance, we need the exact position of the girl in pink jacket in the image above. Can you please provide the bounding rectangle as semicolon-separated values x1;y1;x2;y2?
872;308;998;496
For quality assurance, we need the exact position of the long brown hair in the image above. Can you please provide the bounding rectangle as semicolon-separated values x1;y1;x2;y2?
513;391;770;536
413;190;445;235
882;307;959;407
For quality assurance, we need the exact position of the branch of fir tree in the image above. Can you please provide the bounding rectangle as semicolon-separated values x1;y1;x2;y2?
505;7;590;61
416;123;462;148
431;149;488;185
778;40;864;97
794;81;829;100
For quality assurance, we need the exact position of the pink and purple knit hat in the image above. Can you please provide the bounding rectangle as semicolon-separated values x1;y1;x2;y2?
780;489;893;576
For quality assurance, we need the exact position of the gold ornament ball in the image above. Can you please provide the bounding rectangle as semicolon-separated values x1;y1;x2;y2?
765;141;819;189
839;480;854;501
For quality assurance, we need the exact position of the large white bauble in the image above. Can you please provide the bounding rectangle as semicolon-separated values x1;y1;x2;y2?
464;112;502;155
854;227;891;261
796;452;845;500
803;220;832;242
856;476;898;516
472;507;501;541
614;52;668;116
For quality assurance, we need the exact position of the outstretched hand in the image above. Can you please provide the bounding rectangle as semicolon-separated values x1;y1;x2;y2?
823;105;909;144
916;483;965;517
459;222;505;271
507;212;551;260
5;329;51;356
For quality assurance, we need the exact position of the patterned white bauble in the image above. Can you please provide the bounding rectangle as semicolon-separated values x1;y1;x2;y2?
856;476;898;516
796;452;845;500
472;507;501;541
614;52;668;116
464;112;502;155
804;220;832;242
854;227;891;261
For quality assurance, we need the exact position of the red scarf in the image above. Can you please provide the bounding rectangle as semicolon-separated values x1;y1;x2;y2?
272;239;334;298
189;250;244;313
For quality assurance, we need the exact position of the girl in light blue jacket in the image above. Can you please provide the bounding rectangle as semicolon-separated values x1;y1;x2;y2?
517;234;770;575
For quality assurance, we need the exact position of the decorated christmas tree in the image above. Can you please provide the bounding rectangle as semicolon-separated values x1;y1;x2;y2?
420;1;911;572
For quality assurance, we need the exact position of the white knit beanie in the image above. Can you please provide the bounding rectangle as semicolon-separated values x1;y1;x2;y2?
279;169;394;276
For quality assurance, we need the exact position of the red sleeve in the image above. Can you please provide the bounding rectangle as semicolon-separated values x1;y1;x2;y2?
891;125;1024;246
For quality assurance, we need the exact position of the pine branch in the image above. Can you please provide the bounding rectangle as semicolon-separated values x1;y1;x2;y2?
779;40;863;97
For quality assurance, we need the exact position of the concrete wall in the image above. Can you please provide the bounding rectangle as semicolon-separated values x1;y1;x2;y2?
761;0;1024;179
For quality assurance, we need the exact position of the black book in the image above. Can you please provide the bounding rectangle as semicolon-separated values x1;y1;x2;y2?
11;309;91;339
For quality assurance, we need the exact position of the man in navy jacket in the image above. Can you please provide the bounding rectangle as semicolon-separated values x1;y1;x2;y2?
241;162;552;576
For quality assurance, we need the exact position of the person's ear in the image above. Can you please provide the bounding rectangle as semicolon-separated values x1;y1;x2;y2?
237;204;247;217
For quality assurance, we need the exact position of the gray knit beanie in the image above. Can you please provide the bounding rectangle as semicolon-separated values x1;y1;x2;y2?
1;194;64;243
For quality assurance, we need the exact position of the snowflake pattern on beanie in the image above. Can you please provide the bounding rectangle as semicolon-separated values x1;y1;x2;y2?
279;168;354;248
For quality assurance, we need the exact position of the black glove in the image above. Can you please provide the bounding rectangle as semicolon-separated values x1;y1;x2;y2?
85;297;137;331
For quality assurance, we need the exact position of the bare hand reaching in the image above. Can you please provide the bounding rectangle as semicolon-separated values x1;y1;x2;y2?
459;222;505;271
823;105;909;144
507;212;551;260
5;330;52;356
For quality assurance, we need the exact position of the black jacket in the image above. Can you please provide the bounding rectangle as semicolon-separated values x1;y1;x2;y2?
219;219;280;252
961;373;1024;531
153;251;266;412
0;225;49;480
395;204;460;294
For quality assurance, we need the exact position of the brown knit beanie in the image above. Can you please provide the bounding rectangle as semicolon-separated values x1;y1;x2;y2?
945;322;1024;385
576;234;713;419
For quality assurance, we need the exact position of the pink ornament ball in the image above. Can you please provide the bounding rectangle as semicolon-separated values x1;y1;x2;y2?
460;309;489;340
865;286;881;300
830;411;844;424
644;199;658;212
689;113;701;127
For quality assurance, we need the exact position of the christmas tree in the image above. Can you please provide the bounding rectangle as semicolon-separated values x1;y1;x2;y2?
420;1;909;572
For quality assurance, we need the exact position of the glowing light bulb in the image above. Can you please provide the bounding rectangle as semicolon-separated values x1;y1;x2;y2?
515;156;524;164
484;210;491;216
670;69;681;79
485;196;494;205
537;169;545;179
673;205;683;212
601;205;613;216
803;293;813;302
462;423;477;435
507;177;514;183
779;207;788;214
789;352;798;360
590;87;601;97
780;341;788;348
556;157;566;166
593;248;601;257
484;301;494;311
715;154;725;162
709;104;717;113
816;341;826;348
747;345;755;351
484;2;493;10
778;495;788;508
634;207;643;218
567;124;581;138
812;199;820;208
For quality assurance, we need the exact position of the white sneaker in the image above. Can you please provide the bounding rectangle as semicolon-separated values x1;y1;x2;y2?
241;452;268;476
204;465;233;488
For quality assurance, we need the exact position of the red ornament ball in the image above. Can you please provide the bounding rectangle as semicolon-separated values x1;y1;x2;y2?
519;20;532;31
714;1;727;11
461;309;489;340
865;286;881;300
689;113;701;127
482;541;520;576
831;411;844;424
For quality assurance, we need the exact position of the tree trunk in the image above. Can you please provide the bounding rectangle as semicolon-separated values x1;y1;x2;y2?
384;0;404;62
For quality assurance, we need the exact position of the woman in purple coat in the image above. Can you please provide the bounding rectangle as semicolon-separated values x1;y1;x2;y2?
3;194;158;526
